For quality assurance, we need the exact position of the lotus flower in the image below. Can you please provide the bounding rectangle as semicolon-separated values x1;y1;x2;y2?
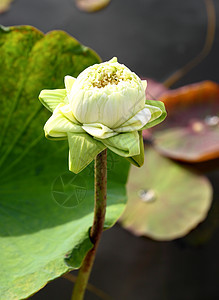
39;57;166;173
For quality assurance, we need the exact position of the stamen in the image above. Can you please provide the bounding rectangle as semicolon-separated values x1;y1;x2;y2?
91;70;130;88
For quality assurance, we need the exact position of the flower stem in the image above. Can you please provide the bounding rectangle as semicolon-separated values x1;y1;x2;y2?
71;149;107;300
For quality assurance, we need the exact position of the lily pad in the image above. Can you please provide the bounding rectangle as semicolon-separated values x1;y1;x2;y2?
120;148;212;241
75;0;111;12
182;195;219;246
154;81;219;162
0;25;130;299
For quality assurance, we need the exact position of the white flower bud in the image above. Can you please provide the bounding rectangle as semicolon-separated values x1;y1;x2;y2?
39;57;166;173
69;57;147;130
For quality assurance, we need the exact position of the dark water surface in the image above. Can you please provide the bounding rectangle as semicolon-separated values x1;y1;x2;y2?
1;0;219;299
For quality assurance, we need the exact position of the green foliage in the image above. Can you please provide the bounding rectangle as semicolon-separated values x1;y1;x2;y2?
143;99;167;129
0;25;130;299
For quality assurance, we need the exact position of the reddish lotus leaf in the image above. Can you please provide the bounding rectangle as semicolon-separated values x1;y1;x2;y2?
159;81;219;114
153;81;219;162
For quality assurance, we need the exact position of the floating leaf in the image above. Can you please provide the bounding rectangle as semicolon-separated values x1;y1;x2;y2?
154;81;219;162
0;0;13;13
120;148;212;241
75;0;111;13
0;25;129;299
182;195;219;246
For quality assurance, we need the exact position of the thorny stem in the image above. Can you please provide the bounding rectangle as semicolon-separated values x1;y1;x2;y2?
71;149;107;300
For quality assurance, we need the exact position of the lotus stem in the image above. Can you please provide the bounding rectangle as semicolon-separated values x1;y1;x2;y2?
71;149;107;300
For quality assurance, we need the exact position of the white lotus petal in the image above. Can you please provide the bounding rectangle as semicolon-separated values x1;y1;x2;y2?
141;80;147;91
115;106;151;133
82;123;117;139
44;111;84;138
64;75;76;96
59;104;80;124
145;104;162;123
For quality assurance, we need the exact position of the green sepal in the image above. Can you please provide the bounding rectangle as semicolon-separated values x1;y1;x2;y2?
143;100;167;129
68;132;106;174
45;134;68;141
126;131;144;167
39;89;67;112
99;131;140;157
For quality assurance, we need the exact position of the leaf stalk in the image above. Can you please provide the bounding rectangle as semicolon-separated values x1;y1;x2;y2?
71;149;107;300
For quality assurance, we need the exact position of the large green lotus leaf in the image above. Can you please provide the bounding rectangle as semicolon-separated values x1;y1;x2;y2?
154;81;219;162
0;25;130;299
120;148;212;241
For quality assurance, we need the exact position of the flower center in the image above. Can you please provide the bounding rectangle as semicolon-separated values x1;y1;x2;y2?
92;71;120;88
